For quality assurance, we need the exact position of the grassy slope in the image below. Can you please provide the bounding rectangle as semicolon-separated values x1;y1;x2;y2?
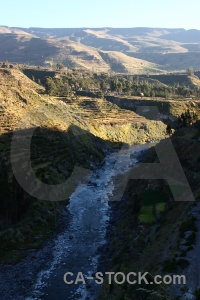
0;67;167;263
99;51;159;73
131;51;200;71
141;74;200;87
0;67;167;143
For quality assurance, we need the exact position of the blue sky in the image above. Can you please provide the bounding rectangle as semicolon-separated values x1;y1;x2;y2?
2;0;200;29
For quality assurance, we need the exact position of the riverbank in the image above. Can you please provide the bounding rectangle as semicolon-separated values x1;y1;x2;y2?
1;143;151;300
98;134;200;300
0;207;72;300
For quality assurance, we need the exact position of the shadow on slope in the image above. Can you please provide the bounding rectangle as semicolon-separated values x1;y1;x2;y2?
0;124;115;225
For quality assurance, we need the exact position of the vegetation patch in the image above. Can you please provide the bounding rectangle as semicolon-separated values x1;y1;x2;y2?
155;202;166;214
0;199;61;264
139;190;168;223
139;206;155;223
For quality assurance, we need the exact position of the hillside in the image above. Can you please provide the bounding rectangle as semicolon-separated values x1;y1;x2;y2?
99;133;200;300
0;33;157;73
0;67;167;140
99;51;158;73
0;26;33;36
1;65;200;299
0;66;167;224
139;73;200;87
0;65;170;276
0;26;200;73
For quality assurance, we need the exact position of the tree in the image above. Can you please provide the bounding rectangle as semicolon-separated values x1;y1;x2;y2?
44;77;57;95
178;109;198;126
187;67;194;77
56;63;64;70
100;80;107;92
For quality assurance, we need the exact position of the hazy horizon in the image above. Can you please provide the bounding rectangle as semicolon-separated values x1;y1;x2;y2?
1;25;200;30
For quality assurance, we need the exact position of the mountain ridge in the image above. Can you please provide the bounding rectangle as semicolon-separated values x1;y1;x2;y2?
0;26;200;73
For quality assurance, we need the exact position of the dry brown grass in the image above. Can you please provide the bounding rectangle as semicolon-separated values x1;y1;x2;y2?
0;68;167;144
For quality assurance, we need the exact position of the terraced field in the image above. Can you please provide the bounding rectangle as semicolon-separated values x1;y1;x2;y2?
0;66;167;226
0;67;167;142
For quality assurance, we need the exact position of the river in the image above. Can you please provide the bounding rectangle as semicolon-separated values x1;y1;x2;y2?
26;143;154;300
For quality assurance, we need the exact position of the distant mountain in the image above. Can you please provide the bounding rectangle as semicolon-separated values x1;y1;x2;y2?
0;26;200;73
160;29;200;43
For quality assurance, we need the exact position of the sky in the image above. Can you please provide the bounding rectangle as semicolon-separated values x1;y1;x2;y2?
2;0;200;29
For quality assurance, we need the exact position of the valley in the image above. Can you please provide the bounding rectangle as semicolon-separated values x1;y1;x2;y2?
0;61;200;300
